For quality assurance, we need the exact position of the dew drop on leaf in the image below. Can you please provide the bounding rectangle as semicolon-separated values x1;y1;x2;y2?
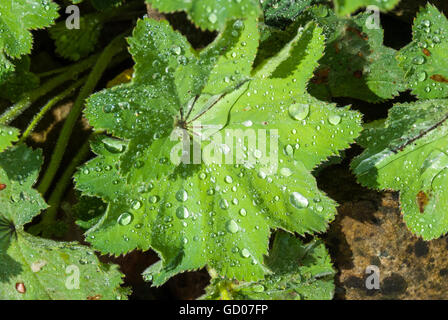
328;114;341;125
289;192;309;209
226;220;239;234
175;189;188;202
117;212;133;226
288;103;309;121
176;206;189;219
241;248;250;258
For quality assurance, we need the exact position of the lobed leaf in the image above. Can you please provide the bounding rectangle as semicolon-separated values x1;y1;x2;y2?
333;0;400;16
200;232;335;300
145;0;261;31
301;6;406;102
397;4;448;99
0;0;59;80
0;145;128;300
352;99;448;240
77;17;362;284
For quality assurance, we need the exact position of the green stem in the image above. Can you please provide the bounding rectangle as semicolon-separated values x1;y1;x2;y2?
36;65;73;78
31;135;93;235
0;54;99;125
19;77;87;143
37;34;127;196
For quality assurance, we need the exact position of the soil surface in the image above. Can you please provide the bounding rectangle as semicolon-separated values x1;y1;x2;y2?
319;152;448;300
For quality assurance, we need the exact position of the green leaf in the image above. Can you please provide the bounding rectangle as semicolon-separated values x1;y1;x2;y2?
200;232;335;300
73;195;107;231
0;57;39;102
302;6;406;102
0;125;19;152
0;0;59;79
70;0;123;10
77;17;362;284
0;145;128;299
333;0;400;16
352;99;448;240
397;4;448;99
91;0;123;11
49;14;103;61
261;0;330;27
145;0;261;31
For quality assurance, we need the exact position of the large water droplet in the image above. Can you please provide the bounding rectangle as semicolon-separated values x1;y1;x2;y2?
328;114;341;125
241;248;250;258
226;220;239;234
118;212;133;226
280;167;293;177
208;13;217;24
288;103;309;121
289;192;309;209
219;199;230;210
175;189;188;202
413;56;426;65
176;206;189;219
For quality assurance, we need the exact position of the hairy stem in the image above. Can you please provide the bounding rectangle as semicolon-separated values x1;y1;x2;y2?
0;54;99;124
36;136;93;233
37;34;127;196
20;76;87;142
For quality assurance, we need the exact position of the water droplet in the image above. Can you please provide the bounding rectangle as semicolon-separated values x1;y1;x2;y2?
328;114;341;125
132;200;142;210
284;144;294;156
118;212;133;226
219;199;230;210
176;206;189;219
102;137;125;153
288;103;309;121
208;13;217;24
421;19;431;27
252;284;265;292
289;192;309;209
172;46;182;55
239;208;247;216
241;248;250;258
226;220;239;234
413;56;426;65
224;176;233;184
280;167;293;177
243;120;253;127
417;71;427;82
175;189;188;202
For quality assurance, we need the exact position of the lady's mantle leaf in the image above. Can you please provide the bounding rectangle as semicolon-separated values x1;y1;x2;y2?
0;145;128;300
352;99;448;240
397;4;448;99
77;17;362;284
0;125;19;152
200;232;335;300
0;0;59;79
333;0;400;16
261;0;330;27
49;13;103;61
303;6;406;102
145;0;261;31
